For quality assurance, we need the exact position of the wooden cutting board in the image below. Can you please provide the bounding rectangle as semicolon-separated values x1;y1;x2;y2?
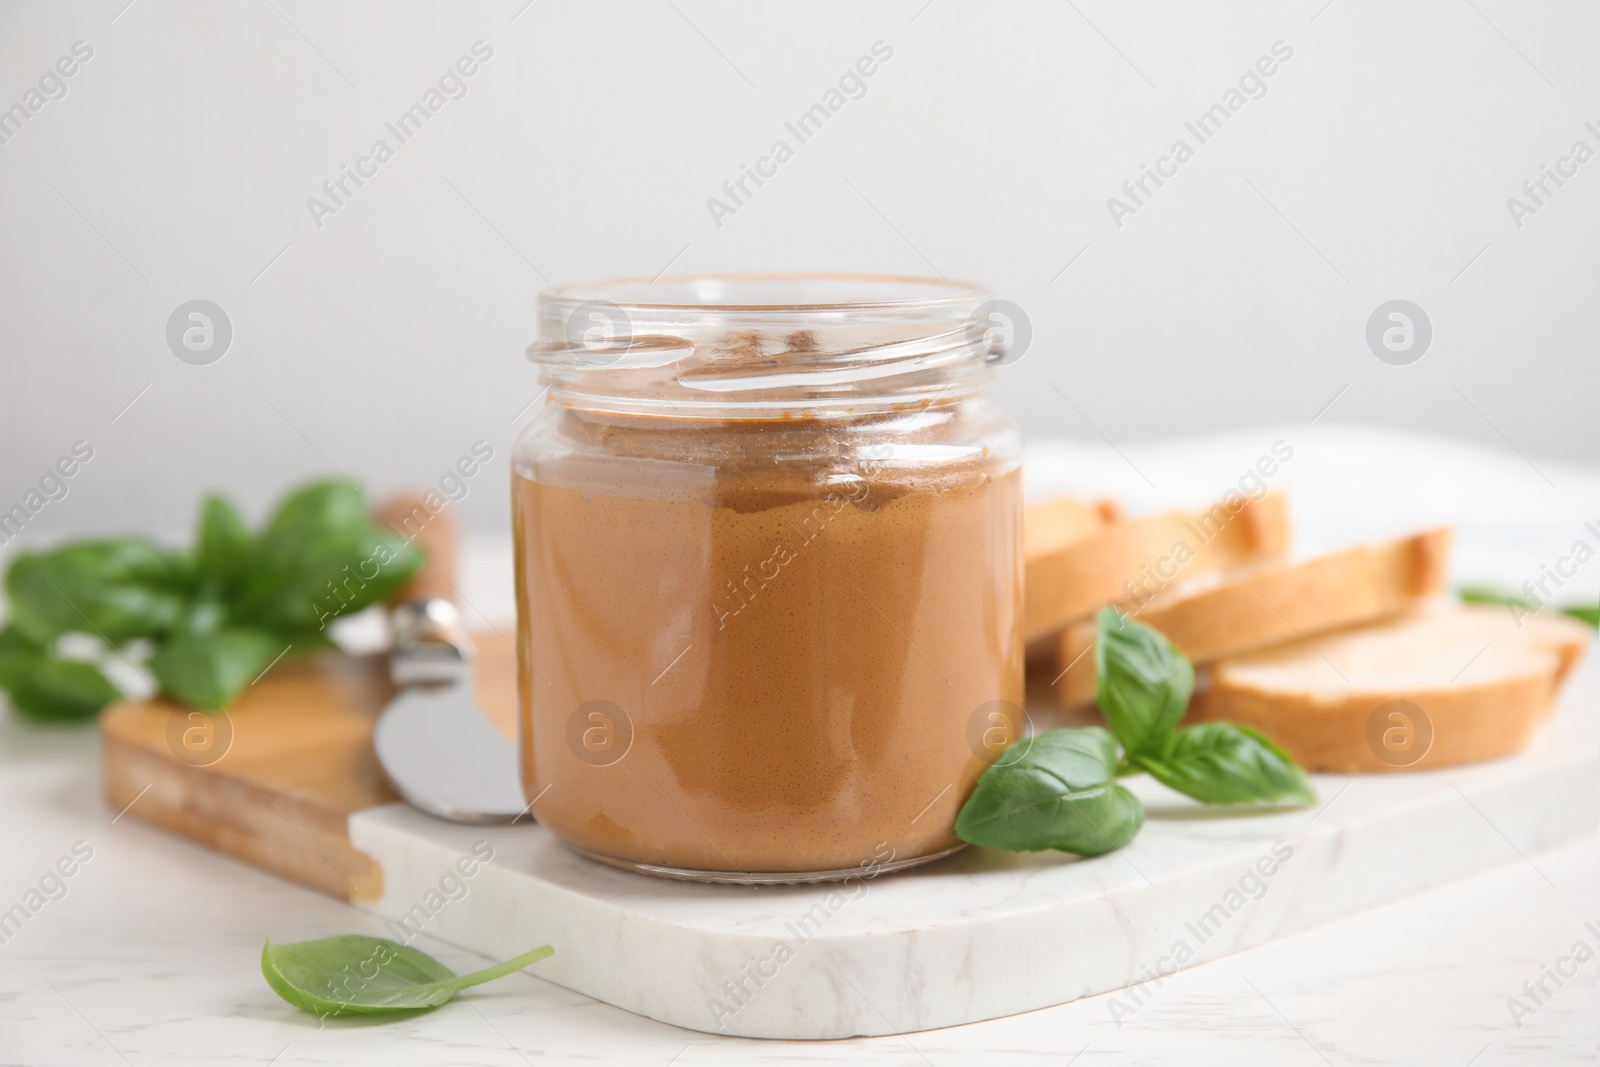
99;632;518;902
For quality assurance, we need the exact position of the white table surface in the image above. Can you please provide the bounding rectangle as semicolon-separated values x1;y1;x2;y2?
2;425;1597;1064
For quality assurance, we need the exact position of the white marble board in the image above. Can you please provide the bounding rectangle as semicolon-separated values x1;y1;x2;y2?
347;654;1599;1040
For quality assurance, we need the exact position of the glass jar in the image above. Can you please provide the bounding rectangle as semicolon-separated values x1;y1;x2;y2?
512;274;1023;883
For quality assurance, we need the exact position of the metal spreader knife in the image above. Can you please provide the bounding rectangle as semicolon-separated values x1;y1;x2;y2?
371;495;526;824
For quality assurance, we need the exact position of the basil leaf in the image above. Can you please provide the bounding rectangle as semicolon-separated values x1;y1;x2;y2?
1459;587;1598;629
5;539;193;643
149;627;285;710
8;656;121;721
193;495;253;596
278;627;338;655
955;727;1145;856
0;625;121;721
236;481;423;631
1563;604;1598;628
1135;722;1315;806
1094;608;1193;757
0;625;43;690
262;481;369;540
1458;586;1537;612
261;935;554;1016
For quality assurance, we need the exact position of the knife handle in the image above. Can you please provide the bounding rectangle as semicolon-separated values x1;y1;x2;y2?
374;492;472;685
374;492;459;607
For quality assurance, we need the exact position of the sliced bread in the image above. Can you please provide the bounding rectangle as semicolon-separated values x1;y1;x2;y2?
1189;604;1592;772
1024;493;1292;640
1052;529;1453;706
1025;495;1121;562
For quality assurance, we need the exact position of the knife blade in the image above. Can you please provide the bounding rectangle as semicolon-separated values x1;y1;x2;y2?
371;495;527;824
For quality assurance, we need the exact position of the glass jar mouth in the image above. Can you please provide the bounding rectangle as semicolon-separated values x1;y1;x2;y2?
528;272;1001;419
538;272;990;315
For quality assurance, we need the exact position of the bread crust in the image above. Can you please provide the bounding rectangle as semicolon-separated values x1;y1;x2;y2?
1052;529;1453;706
1189;605;1592;772
1024;493;1290;640
1024;495;1120;560
1191;670;1556;772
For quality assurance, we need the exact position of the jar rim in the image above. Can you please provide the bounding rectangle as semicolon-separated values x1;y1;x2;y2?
539;272;991;315
528;272;1003;420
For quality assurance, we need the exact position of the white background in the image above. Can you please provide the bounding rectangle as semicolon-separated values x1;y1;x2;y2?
1;0;1596;540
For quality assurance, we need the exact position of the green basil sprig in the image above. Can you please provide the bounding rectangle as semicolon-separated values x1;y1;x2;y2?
1094;604;1193;759
954;728;1144;855
262;935;553;1017
954;609;1313;857
1459;586;1598;628
0;481;423;720
1131;721;1312;805
0;626;120;720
